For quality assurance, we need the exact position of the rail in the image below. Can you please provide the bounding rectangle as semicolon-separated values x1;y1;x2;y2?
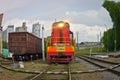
77;55;120;76
30;67;49;80
83;55;120;64
68;63;71;80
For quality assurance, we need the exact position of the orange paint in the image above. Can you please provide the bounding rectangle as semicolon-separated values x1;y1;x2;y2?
65;46;74;52
47;46;57;52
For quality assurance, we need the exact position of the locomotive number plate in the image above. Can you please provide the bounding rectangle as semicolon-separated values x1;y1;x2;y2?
57;47;65;51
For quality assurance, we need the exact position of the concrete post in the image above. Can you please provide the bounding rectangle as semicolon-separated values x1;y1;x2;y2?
42;25;45;61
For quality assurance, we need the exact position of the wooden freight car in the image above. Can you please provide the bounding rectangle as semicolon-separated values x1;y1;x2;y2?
9;32;42;61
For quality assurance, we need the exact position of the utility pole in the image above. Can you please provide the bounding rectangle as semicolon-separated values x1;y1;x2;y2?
76;32;79;50
100;31;101;43
105;24;109;53
0;13;3;54
106;27;109;52
99;30;102;52
42;25;45;61
97;30;99;52
114;25;116;52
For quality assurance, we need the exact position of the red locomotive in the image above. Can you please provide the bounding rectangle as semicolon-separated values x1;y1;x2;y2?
46;21;75;63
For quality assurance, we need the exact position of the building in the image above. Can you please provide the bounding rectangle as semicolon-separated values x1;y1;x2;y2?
32;22;41;38
16;22;27;32
78;42;102;50
2;25;14;43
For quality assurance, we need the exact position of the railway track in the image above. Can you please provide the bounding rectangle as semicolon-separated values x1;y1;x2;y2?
0;60;13;64
30;66;50;80
0;57;13;65
83;55;120;72
30;63;71;80
0;56;71;80
84;55;120;64
68;63;71;80
0;57;72;80
0;59;13;65
77;55;120;76
1;54;119;80
85;55;120;70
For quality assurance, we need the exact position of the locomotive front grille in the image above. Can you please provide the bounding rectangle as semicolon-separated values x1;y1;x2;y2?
50;55;71;58
58;52;63;57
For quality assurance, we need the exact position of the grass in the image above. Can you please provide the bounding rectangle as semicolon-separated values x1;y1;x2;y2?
0;67;33;80
75;47;106;55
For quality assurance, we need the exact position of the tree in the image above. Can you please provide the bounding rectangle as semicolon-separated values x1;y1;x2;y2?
2;40;8;48
103;0;120;51
102;28;114;51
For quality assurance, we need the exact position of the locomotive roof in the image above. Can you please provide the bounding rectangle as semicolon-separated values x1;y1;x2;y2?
52;21;69;27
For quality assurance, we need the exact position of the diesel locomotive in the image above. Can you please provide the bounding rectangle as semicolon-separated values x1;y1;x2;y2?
46;21;75;63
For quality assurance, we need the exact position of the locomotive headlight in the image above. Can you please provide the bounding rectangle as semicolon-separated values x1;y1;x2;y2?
58;23;64;27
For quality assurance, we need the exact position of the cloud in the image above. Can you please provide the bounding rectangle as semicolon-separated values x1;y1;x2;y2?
3;18;107;42
0;0;33;12
3;18;52;38
3;18;28;30
70;23;106;42
1;0;115;42
1;0;113;28
65;7;113;26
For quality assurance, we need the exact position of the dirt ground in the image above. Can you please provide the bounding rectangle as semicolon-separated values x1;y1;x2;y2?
0;68;34;80
0;57;119;80
102;57;120;63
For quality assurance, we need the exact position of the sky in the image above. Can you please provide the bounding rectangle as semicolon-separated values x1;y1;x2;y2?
0;0;120;43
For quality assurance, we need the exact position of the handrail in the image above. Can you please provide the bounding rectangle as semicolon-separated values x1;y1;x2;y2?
46;37;75;46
